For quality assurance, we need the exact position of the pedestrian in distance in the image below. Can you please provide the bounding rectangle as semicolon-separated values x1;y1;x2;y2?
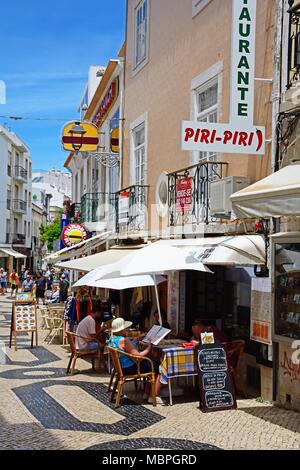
0;268;8;295
59;274;69;303
10;271;19;298
34;271;47;305
22;274;34;294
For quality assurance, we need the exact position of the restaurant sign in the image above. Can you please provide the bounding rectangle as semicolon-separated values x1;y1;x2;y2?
92;78;119;128
61;223;87;247
182;0;265;155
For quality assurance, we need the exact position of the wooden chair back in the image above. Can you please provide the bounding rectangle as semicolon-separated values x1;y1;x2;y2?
66;332;77;355
226;340;245;372
107;346;124;378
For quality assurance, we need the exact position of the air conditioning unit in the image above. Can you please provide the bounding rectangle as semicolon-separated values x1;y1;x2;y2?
210;176;250;218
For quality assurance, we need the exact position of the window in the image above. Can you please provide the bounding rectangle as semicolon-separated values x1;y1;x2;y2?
28;192;31;208
133;124;146;185
134;0;148;70
194;79;218;164
275;243;300;340
24;221;27;237
28;222;31;238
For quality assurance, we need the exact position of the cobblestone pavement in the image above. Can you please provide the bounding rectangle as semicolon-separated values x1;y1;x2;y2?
1;296;300;450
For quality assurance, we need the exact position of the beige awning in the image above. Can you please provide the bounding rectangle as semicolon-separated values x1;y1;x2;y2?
54;246;145;272
231;164;300;219
0;248;26;259
155;235;265;266
43;231;112;264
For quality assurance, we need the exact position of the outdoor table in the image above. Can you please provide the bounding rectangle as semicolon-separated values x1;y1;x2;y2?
158;345;198;406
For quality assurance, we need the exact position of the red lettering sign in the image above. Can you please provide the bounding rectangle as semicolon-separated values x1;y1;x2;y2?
176;178;193;213
92;79;118;128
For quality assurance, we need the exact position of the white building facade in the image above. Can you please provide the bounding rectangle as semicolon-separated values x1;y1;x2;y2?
0;125;32;272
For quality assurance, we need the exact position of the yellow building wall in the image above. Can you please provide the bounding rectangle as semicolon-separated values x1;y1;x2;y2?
122;0;274;213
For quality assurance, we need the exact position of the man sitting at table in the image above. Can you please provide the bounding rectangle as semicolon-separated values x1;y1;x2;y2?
109;317;164;404
191;319;228;344
75;309;106;352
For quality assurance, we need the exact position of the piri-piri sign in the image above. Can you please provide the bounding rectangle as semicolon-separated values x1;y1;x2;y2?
197;343;237;413
9;299;38;351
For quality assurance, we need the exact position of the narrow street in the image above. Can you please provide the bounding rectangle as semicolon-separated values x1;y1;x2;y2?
0;296;300;451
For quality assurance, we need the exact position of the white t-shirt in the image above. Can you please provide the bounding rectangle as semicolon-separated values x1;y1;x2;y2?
76;316;96;350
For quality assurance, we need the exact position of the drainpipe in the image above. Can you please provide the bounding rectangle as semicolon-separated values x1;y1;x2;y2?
271;0;284;404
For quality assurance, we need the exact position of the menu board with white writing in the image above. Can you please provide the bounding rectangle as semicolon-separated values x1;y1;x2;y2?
197;344;237;413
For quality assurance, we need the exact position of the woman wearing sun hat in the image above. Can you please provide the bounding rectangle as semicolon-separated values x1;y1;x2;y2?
109;317;163;404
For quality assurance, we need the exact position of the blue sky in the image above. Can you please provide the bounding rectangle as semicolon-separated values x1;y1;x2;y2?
0;0;126;171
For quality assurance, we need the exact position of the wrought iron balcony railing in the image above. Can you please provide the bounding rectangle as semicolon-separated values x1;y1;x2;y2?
287;1;300;89
168;161;228;228
6;233;26;244
14;165;28;181
115;185;149;236
81;193;117;228
13;199;27;213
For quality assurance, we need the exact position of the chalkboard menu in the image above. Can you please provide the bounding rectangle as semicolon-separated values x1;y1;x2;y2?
197;344;237;413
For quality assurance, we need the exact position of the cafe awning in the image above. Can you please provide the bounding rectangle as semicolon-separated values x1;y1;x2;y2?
43;231;112;264
54;245;145;273
0;248;26;259
230;164;300;219
155;235;265;266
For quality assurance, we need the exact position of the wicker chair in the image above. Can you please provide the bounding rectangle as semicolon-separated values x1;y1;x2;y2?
66;332;104;375
107;346;156;408
226;339;247;398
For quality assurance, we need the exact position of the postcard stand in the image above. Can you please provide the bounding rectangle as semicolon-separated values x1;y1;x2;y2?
9;299;38;351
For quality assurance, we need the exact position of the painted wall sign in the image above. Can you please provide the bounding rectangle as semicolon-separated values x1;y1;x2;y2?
92;79;119;128
61;223;87;247
182;0;265;156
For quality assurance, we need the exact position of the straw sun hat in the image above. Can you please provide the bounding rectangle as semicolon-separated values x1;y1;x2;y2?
111;317;132;334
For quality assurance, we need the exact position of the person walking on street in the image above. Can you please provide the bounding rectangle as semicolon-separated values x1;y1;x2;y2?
22;274;34;294
59;274;69;303
10;271;19;298
35;272;47;305
0;268;8;295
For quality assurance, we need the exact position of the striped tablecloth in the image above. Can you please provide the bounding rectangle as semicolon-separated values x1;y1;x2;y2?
159;347;198;384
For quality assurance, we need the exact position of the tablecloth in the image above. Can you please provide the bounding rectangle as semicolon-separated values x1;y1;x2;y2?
159;347;198;384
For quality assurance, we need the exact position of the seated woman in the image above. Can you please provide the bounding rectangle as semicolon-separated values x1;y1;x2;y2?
191;319;228;345
109;317;163;404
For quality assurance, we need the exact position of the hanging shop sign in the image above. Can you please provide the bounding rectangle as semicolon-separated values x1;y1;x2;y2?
61;121;99;152
92;78;119;128
176;177;193;213
110;127;120;153
250;277;272;345
197;343;237;413
61;223;87;248
181;0;265;155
